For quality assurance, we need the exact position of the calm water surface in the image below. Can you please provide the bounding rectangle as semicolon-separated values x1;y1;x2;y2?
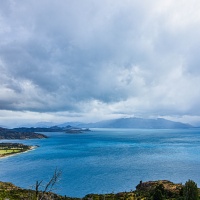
0;128;200;197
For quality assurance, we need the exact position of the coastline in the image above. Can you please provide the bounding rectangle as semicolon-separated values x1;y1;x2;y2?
0;179;195;200
0;145;37;159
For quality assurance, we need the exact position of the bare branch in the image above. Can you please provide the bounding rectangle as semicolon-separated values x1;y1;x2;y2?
38;168;62;200
35;180;43;200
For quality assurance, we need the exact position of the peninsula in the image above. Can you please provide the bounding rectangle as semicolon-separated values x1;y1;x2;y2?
0;143;37;158
0;127;46;158
0;127;47;140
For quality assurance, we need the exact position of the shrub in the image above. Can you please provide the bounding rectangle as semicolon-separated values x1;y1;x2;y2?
183;180;198;200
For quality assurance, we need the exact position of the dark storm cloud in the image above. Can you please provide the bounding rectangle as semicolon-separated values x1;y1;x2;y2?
1;0;200;123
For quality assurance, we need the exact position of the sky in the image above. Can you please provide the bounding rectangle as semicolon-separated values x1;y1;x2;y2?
1;0;200;127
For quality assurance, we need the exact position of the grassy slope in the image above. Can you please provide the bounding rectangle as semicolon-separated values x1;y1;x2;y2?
0;143;34;158
0;181;79;200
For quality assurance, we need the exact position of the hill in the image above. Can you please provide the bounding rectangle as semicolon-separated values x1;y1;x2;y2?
0;127;47;140
0;181;76;200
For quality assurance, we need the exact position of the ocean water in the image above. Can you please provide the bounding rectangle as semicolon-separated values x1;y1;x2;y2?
0;128;200;197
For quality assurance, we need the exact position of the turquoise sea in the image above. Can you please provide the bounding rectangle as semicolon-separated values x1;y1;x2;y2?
0;128;200;197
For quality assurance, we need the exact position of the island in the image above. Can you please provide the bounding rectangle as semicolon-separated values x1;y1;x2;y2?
0;143;37;158
13;125;91;134
65;126;91;134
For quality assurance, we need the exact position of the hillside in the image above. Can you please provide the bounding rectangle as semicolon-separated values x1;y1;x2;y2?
0;179;199;200
0;181;76;200
0;127;47;139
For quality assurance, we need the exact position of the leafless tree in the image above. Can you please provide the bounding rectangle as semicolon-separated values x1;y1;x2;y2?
34;168;62;200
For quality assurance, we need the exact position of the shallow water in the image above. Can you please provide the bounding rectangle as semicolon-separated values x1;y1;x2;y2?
0;128;200;197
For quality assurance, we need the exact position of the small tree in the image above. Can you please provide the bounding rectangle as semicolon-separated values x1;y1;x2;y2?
183;179;198;200
156;184;165;195
152;184;165;200
152;189;163;200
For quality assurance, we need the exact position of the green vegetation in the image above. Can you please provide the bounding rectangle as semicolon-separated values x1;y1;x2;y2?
0;149;21;154
0;181;67;200
0;179;199;200
0;181;79;200
0;143;34;158
152;184;164;200
83;180;200;200
183;180;199;200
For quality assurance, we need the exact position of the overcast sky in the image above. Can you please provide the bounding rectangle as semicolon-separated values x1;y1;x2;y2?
1;0;200;127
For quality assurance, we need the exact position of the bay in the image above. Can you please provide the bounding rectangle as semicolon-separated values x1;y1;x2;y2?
0;128;200;197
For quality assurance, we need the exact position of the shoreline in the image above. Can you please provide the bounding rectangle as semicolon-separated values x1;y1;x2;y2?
0;179;194;199
0;145;37;159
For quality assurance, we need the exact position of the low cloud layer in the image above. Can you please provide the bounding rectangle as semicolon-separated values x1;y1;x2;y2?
1;0;200;125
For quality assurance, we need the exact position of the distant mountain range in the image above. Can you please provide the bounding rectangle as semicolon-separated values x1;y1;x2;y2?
73;117;193;129
13;126;90;134
13;117;194;130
